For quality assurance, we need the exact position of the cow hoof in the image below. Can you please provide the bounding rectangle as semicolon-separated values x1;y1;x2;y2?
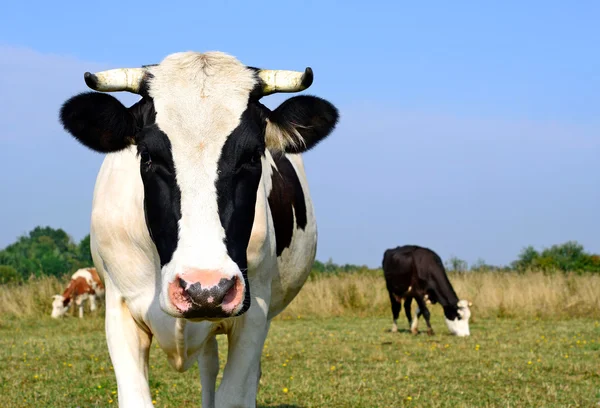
427;329;435;336
391;327;398;333
410;329;419;335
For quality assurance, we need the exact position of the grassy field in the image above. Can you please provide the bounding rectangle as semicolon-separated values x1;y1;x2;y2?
1;271;599;407
1;314;599;407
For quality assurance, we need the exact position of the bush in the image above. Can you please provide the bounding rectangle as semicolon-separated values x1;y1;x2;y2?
511;241;600;274
0;266;20;284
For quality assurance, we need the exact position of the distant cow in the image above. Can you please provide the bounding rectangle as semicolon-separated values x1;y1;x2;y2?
382;245;471;336
51;267;105;318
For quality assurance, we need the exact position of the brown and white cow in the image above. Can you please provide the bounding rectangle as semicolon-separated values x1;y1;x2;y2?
58;51;339;407
51;267;105;318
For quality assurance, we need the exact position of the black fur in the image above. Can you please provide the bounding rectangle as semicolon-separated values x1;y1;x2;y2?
382;245;462;333
59;92;138;153
138;125;181;266
268;95;339;154
267;152;308;256
216;104;267;315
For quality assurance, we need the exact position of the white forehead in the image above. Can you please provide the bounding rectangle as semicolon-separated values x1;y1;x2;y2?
147;51;257;149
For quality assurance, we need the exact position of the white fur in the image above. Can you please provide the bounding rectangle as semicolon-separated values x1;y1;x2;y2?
445;300;472;337
147;52;256;317
51;295;68;318
71;268;92;282
89;51;320;407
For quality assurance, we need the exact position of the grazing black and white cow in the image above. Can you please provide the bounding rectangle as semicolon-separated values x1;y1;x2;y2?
58;51;339;408
382;245;471;337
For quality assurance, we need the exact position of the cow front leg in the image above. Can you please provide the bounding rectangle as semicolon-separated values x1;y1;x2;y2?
415;296;434;336
197;335;219;408
104;281;153;407
216;307;270;408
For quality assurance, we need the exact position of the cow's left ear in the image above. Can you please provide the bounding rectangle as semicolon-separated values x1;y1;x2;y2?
265;95;339;153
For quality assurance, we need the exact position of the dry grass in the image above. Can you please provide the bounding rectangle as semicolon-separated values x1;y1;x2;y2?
0;276;69;318
2;270;600;320
277;270;600;320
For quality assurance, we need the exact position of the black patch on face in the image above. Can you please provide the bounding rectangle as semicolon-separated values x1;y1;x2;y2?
137;124;182;266
215;104;267;315
267;151;308;257
443;305;460;321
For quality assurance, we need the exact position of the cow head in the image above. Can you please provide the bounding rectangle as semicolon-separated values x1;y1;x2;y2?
51;295;69;318
444;299;472;336
59;51;339;321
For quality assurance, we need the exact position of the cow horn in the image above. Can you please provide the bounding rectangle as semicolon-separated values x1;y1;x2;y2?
257;67;313;96
83;68;147;94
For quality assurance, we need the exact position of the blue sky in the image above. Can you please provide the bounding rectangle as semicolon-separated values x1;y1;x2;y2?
1;1;598;268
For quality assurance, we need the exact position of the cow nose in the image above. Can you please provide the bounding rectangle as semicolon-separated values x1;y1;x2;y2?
168;269;244;318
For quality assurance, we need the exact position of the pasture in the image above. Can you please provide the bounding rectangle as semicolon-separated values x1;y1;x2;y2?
1;270;599;407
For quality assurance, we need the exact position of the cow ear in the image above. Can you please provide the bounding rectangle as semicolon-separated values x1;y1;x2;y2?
265;95;339;153
59;92;137;153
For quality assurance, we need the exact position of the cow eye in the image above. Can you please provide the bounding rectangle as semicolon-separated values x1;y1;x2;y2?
250;151;262;164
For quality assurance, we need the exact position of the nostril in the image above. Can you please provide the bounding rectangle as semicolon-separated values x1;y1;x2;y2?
219;277;236;301
221;276;244;314
178;277;188;290
222;276;238;304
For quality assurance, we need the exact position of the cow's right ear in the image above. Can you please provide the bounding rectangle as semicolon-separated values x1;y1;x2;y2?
59;92;137;153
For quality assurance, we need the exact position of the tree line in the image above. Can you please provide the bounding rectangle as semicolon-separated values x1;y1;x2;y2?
0;226;92;284
1;226;599;284
446;240;600;274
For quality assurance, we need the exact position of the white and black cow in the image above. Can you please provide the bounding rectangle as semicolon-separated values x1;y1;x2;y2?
382;245;472;337
58;51;339;407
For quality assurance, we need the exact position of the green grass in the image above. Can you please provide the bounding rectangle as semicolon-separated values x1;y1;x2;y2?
1;314;599;407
